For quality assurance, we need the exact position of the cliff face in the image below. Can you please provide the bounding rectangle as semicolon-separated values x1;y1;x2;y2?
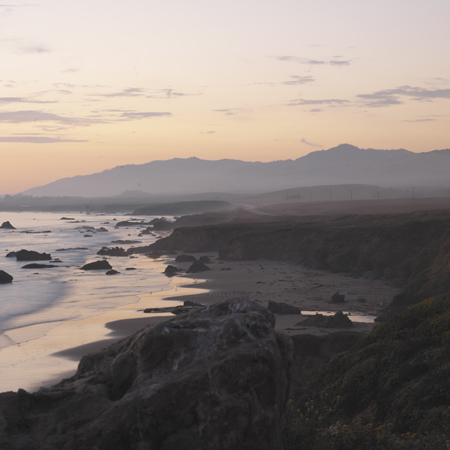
0;299;293;450
134;212;450;317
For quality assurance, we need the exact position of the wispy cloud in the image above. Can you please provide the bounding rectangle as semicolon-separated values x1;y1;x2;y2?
273;56;351;66
0;136;87;143
63;68;81;73
101;87;145;98
301;138;322;148
20;45;51;54
288;98;349;106
213;109;236;116
119;111;171;120
146;88;198;99
282;75;315;85
357;86;450;107
0;110;91;125
403;118;435;123
0;97;56;105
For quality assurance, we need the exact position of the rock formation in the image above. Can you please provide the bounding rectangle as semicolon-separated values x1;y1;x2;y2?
15;250;52;261
0;270;13;284
175;254;197;262
80;260;112;270
330;292;345;303
97;247;128;257
21;264;58;269
0;221;15;229
186;260;210;273
0;299;293;450
298;311;353;328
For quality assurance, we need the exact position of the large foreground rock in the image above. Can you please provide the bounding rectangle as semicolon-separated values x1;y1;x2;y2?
0;299;293;450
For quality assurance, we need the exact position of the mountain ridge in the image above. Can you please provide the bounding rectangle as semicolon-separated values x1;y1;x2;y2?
21;144;450;197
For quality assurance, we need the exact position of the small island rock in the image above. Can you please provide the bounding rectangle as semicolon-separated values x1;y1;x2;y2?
80;260;112;270
0;221;15;230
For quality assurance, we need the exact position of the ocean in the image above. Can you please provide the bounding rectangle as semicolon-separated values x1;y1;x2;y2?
0;211;180;391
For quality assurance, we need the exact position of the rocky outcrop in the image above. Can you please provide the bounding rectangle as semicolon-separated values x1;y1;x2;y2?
15;250;51;261
105;269;120;275
268;301;301;315
5;252;16;258
186;260;210;273
97;247;128;257
164;265;182;276
175;254;197;262
0;221;15;229
0;299;293;450
0;270;13;284
298;311;353;328
80;260;112;270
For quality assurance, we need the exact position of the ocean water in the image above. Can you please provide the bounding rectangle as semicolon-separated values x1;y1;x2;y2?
0;211;173;350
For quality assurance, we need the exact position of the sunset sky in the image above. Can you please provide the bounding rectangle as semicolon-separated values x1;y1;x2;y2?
1;0;449;194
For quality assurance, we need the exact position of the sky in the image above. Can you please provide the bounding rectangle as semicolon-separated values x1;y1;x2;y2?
0;0;449;195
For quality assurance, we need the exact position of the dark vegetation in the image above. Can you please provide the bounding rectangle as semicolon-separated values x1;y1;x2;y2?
284;293;450;449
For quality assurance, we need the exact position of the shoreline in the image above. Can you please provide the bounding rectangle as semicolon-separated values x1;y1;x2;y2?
1;252;399;393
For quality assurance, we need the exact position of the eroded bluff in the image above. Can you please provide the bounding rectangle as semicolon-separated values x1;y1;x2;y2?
0;299;293;450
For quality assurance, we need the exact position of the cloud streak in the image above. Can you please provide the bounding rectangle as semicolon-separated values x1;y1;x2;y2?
0;136;88;143
273;56;351;66
288;98;349;106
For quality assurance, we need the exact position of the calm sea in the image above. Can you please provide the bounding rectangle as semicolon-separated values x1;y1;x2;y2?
0;211;171;350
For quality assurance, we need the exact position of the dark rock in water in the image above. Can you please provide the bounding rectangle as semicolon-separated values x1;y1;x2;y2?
164;265;182;276
330;292;345;303
80;260;112;270
0;270;13;284
199;255;211;263
97;246;128;257
56;247;88;251
357;297;367;303
125;267;136;270
138;226;155;236
0;299;292;450
5;252;16;258
268;301;301;315
105;269;120;275
60;217;75;220
111;239;143;244
221;267;232;271
0;221;15;229
186;260;210;273
175;254;197;262
97;227;108;232
21;263;58;269
83;234;93;237
16;250;51;261
298;311;353;328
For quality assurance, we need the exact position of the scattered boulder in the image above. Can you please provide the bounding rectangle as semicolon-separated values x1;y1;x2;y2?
83;234;93;237
186;260;210;273
80;260;112;270
357;297;367;303
138;227;155;236
21;264;58;269
268;301;301;315
97;227;108;232
0;270;13;284
330;292;345;303
199;255;211;263
15;250;51;261
164;265;182;276
97;247;128;257
172;301;206;315
175;254;197;263
125;267;136;271
298;311;353;328
0;299;293;450
0;221;15;230
60;217;74;220
5;252;16;258
111;240;143;244
106;269;120;275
